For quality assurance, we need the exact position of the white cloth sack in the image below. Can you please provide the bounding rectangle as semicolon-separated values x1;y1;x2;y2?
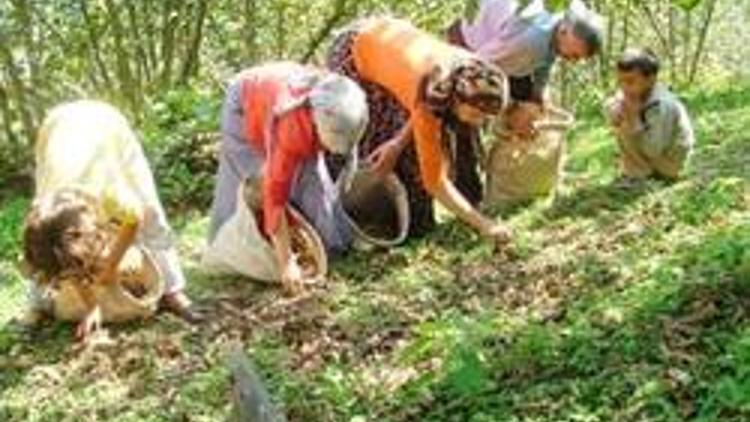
202;182;328;281
202;182;280;281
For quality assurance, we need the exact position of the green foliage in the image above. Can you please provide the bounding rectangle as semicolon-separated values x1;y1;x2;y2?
672;0;705;11
0;197;28;262
700;330;750;418
0;2;749;421
141;87;222;210
672;177;745;225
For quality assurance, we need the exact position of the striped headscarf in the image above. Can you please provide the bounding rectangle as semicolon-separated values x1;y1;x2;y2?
420;56;509;118
418;56;509;166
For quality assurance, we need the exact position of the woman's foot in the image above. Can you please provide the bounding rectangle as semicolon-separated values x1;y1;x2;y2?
160;291;204;323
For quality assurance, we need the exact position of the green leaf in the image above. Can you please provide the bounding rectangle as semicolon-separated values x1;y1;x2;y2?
517;0;570;12
546;0;571;12
445;346;487;397
671;0;704;12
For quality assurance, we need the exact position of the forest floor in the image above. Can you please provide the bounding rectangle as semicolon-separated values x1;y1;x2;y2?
1;80;749;422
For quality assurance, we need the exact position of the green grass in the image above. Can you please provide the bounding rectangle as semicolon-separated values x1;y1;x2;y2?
0;197;30;325
1;80;749;421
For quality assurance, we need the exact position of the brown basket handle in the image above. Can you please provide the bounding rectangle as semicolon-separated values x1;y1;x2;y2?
533;106;575;131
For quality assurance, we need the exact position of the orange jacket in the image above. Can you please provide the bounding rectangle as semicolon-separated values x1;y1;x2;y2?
352;17;472;193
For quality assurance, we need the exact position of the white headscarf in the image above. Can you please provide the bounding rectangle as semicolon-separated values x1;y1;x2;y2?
275;72;369;192
308;74;368;154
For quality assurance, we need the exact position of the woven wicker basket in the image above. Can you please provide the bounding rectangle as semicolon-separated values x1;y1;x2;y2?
286;207;328;280
51;246;164;323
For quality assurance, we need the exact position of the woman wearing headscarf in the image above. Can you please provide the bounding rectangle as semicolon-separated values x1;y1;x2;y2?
325;17;510;241
207;61;368;293
22;100;200;339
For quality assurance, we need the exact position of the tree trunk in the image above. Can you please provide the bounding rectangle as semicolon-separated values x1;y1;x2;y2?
104;0;138;110
689;0;718;84
668;4;677;85
243;0;259;63
275;2;287;58
640;0;670;53
180;0;210;84
0;79;18;147
0;43;35;146
126;2;153;88
160;0;180;89
77;0;114;92
301;0;350;63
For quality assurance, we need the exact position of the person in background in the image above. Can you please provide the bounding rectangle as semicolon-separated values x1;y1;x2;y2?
448;0;604;108
605;48;695;181
22;100;201;339
325;17;511;241
207;62;368;294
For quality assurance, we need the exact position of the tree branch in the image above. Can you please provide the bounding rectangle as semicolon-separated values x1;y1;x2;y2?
301;0;351;63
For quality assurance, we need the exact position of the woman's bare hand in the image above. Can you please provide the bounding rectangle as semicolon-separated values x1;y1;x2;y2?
75;305;102;341
367;137;403;177
280;258;305;296
481;221;513;246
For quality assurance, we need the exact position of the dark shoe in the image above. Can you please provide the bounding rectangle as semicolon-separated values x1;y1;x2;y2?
161;291;204;324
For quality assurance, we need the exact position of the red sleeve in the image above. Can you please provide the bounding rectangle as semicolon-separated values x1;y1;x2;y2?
262;109;317;235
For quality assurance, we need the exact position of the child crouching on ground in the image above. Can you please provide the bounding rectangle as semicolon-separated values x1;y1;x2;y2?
605;48;695;181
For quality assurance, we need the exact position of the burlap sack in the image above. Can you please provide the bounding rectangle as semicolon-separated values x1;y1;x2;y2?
341;169;410;248
485;110;574;205
51;247;164;323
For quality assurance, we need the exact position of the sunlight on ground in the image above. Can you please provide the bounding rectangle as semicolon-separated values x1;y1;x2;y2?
1;81;749;421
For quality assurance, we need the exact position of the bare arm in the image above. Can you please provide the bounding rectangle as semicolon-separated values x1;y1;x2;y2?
74;284;102;341
392;121;414;150
431;171;510;243
368;120;414;176
412;109;511;243
270;213;303;295
271;213;292;272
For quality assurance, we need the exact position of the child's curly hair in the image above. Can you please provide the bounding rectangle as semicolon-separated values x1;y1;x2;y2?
23;188;111;286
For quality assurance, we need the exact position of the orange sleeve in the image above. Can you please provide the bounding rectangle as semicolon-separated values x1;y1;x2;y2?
411;107;444;194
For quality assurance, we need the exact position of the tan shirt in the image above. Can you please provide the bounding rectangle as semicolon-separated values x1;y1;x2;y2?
606;84;695;178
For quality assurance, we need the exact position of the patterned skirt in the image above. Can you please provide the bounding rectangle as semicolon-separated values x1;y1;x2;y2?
325;27;483;237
